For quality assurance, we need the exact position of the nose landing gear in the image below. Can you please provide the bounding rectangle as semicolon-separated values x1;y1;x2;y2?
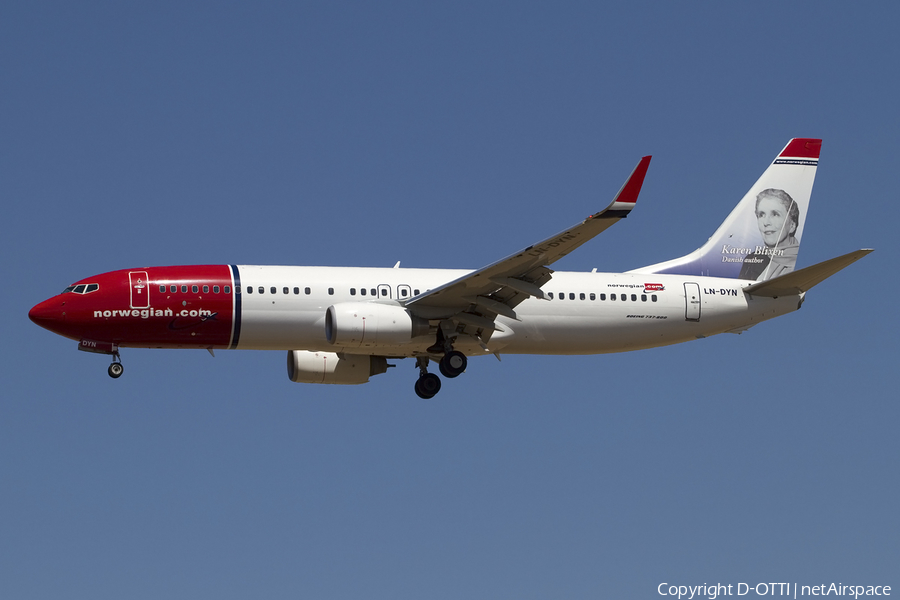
77;340;124;379
108;361;124;378
107;352;124;378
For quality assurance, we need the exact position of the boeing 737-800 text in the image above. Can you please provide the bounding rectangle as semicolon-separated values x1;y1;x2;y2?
29;139;871;398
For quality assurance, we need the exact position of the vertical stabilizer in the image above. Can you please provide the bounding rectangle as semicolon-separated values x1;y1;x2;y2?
630;138;820;280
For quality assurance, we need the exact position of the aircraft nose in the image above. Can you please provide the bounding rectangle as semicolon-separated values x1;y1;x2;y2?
29;297;65;331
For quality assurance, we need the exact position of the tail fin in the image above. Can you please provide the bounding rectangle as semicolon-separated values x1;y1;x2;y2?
630;138;821;281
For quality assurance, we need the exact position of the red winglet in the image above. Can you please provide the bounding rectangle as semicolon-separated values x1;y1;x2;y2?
614;155;652;204
780;138;822;159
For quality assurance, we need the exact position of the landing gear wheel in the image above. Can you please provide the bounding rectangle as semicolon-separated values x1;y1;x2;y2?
414;373;442;399
439;351;467;378
108;362;124;378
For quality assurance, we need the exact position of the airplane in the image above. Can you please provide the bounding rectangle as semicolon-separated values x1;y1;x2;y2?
29;138;871;398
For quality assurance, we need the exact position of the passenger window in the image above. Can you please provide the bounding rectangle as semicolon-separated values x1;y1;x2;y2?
305;287;311;295
192;285;199;293
270;287;276;294
214;285;220;293
171;285;177;293
590;293;596;301
350;288;356;296
160;285;166;293
611;293;616;300
283;287;288;294
580;293;585;300
548;292;554;299
652;295;658;302
414;289;420;295
631;294;637;301
559;292;564;300
360;288;367;296
246;286;253;294
329;288;335;295
380;288;387;297
567;293;574;300
181;285;188;293
641;294;647;301
370;288;376;296
293;287;299;295
400;289;408;297
226;286;232;294
203;285;209;293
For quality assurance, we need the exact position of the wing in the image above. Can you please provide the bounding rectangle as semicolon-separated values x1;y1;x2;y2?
404;156;651;334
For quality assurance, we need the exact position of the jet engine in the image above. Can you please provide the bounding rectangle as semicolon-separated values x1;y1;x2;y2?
325;302;430;348
287;350;388;385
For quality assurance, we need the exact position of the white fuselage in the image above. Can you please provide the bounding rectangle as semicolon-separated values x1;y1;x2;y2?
233;265;800;357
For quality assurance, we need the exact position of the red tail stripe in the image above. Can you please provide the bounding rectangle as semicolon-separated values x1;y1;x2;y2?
780;138;821;159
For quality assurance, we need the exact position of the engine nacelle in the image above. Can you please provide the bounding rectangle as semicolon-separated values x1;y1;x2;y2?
287;350;388;385
325;302;430;348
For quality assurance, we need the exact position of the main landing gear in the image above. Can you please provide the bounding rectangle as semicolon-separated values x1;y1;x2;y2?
439;350;467;378
413;330;469;398
414;357;442;399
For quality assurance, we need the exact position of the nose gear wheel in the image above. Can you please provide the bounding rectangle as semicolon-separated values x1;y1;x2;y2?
107;353;124;378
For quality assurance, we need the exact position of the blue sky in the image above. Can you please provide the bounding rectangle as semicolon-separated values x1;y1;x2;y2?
2;3;897;598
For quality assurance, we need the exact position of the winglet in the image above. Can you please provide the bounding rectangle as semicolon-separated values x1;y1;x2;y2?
601;156;651;214
743;249;872;297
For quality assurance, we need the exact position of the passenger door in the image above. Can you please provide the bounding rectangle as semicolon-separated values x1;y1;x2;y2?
684;282;701;321
129;271;150;309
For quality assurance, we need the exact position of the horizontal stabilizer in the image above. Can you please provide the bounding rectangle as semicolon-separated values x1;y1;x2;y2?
742;249;873;297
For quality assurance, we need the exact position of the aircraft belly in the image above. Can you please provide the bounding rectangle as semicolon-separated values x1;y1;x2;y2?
501;318;693;354
237;308;325;350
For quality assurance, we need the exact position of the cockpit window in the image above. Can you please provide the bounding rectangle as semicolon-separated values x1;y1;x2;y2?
63;283;100;295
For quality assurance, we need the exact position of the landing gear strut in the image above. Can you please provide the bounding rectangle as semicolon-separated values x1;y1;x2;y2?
414;357;441;399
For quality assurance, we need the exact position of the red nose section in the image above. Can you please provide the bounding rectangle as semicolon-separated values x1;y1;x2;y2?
29;297;65;333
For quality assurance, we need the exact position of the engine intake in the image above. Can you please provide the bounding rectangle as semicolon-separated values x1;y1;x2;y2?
287;350;388;385
325;302;429;348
